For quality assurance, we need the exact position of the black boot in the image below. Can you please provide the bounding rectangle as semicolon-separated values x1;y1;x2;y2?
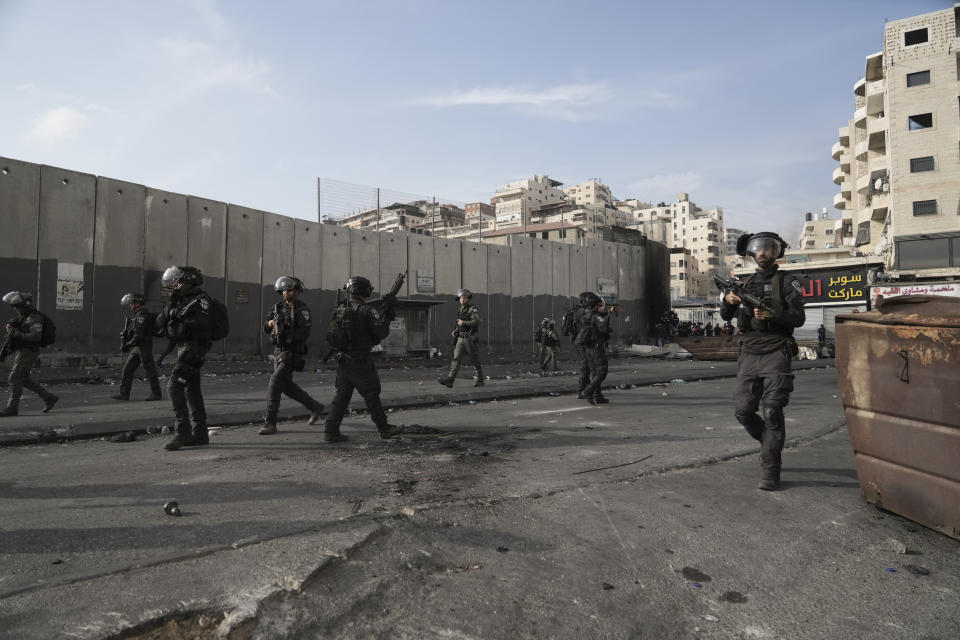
259;421;277;435
192;425;210;445
0;406;18;417
323;430;348;443
438;377;454;388
308;403;325;425
42;394;58;413
110;393;130;401
758;467;780;491
164;432;194;451
378;424;403;440
593;395;610;404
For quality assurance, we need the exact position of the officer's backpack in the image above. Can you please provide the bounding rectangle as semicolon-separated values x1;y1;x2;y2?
326;300;358;351
534;327;543;342
37;312;56;347
559;306;578;337
208;297;230;341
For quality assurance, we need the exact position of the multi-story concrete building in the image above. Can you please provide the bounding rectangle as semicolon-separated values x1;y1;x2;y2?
831;4;960;281
631;193;726;297
490;175;566;229
724;227;747;272
668;247;705;300
797;211;838;251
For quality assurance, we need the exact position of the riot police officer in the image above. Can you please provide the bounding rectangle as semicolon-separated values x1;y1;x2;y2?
438;288;483;387
158;266;213;451
720;232;806;491
0;291;58;416
322;276;401;443
260;276;324;435
573;291;613;404
112;293;163;401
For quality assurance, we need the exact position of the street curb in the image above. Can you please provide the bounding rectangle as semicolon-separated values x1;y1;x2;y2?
0;360;834;447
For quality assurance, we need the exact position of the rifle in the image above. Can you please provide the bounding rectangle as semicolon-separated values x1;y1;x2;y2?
1;317;18;364
120;317;132;353
367;269;407;320
713;275;777;316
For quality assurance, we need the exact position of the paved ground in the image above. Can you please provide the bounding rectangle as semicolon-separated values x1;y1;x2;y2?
0;358;957;640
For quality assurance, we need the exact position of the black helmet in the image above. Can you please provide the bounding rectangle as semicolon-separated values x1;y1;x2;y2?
541;317;551;326
121;293;145;306
578;291;601;307
736;232;787;259
456;288;472;299
274;276;303;294
345;276;373;297
2;291;33;308
162;266;203;290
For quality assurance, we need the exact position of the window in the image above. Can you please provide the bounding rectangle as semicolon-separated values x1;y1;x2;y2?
910;156;935;172
908;113;933;130
913;199;937;215
904;28;929;46
897;237;950;269
906;70;930;87
855;221;871;246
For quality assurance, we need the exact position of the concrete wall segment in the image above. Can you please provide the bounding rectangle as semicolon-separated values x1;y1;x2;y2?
226;205;265;356
0;157;40;298
320;224;350;291
350;228;380;291
186;196;226;278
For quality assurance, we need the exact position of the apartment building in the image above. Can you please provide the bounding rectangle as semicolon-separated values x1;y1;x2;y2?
796;211;838;251
490;175;566;228
724;227;748;272
668;247;706;300
631;193;726;297
831;4;960;280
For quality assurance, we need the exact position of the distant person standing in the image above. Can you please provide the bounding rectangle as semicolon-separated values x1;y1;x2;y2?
438;289;484;387
260;276;324;435
817;324;826;347
0;291;58;416
112;293;163;402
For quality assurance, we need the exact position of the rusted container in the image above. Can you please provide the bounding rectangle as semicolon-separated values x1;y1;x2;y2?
835;295;960;540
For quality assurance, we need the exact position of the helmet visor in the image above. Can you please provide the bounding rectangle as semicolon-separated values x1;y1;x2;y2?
745;236;781;258
161;266;183;287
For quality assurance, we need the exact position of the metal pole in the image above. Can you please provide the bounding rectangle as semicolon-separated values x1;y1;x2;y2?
432;197;436;235
376;187;380;233
478;204;482;244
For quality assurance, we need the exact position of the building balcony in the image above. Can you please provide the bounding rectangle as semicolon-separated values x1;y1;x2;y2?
832;141;844;160
841;181;851;198
838;126;849;146
865;51;883;82
870;192;888;221
854;77;866;97
855;140;869;159
853;105;867;127
867;117;886;150
834;192;847;210
832;167;846;185
855;174;872;194
866;80;885;115
839;153;850;173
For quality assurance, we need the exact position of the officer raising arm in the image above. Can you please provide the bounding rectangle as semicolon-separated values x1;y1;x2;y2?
321;276;402;443
720;232;805;491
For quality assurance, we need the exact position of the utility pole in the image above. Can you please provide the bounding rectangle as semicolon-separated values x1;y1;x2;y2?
376;188;380;233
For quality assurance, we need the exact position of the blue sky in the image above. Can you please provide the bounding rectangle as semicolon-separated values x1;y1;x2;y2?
0;0;946;243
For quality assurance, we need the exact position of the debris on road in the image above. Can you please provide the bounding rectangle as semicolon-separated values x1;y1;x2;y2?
163;501;181;516
109;431;137;443
572;454;652;475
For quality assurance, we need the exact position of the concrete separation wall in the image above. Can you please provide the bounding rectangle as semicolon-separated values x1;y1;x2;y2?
0;157;669;360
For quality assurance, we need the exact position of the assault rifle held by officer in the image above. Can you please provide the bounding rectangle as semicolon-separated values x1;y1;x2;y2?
713;274;778;317
322;270;407;364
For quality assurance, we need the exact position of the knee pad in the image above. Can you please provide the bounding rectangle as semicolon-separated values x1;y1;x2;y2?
762;405;785;430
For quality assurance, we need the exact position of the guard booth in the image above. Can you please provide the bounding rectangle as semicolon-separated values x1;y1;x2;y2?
379;300;443;357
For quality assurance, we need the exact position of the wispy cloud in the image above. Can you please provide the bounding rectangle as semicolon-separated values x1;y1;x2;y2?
23;106;90;143
629;171;703;199
420;83;610;120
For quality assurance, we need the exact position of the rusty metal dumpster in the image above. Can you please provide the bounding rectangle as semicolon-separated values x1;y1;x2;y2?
835;295;960;540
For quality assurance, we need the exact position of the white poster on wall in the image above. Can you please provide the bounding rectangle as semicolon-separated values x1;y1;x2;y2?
56;262;84;310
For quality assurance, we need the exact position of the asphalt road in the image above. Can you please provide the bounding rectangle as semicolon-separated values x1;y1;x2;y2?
0;364;957;640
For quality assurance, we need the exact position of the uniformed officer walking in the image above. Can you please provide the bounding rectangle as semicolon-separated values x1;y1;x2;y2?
157;266;213;451
112;293;163;401
322;276;401;443
536;317;560;372
0;291;58;416
438;288;484;387
573;291;613;404
260;276;324;435
720;232;806;491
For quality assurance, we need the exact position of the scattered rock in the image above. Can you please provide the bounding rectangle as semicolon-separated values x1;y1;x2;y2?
496;546;510;553
719;591;748;603
163;501;181;516
903;564;931;576
110;431;137;443
882;537;908;554
602;582;615;590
